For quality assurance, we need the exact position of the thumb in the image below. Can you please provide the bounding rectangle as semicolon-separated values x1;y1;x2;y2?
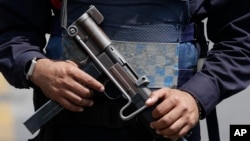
145;96;158;106
145;88;170;106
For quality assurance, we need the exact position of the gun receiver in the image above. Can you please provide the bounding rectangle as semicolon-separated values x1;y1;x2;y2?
24;5;162;139
67;5;152;120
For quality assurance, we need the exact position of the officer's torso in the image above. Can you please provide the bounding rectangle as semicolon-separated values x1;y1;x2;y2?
66;0;191;42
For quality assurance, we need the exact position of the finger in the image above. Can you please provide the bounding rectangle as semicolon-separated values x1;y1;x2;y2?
72;69;104;92
151;97;176;119
62;89;93;107
78;98;94;107
150;105;182;129
157;118;188;139
169;125;191;140
66;80;94;98
57;97;84;112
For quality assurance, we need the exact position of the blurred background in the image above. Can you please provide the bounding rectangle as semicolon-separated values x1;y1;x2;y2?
0;72;250;141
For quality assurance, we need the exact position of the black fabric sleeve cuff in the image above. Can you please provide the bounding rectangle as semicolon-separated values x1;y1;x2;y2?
179;72;220;118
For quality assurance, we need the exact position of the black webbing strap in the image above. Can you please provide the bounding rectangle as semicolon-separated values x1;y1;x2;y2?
194;21;209;58
61;0;67;29
206;109;221;141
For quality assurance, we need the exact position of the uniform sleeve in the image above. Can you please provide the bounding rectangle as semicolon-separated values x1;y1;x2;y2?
0;0;52;88
180;1;250;117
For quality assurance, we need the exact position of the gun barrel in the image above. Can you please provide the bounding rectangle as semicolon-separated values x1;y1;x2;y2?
74;11;111;51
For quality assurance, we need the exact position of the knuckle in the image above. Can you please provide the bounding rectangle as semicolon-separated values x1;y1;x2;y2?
168;126;178;133
85;90;93;97
56;78;70;89
172;95;179;103
168;95;179;105
181;103;189;113
154;108;164;117
75;98;83;105
65;66;75;75
85;77;94;85
80;98;93;107
162;118;170;126
187;117;196;127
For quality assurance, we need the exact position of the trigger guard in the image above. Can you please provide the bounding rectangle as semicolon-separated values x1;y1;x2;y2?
120;103;147;121
103;79;121;99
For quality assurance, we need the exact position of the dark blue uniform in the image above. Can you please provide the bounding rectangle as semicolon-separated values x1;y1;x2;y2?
0;0;250;141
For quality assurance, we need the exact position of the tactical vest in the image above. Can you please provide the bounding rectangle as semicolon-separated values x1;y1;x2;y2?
47;0;207;89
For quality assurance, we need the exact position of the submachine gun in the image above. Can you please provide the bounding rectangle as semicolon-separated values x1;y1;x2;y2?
24;5;185;141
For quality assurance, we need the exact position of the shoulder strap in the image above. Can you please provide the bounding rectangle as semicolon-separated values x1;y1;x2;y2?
61;0;68;29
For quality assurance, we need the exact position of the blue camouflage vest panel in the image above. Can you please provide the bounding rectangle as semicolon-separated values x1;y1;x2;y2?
47;0;198;88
